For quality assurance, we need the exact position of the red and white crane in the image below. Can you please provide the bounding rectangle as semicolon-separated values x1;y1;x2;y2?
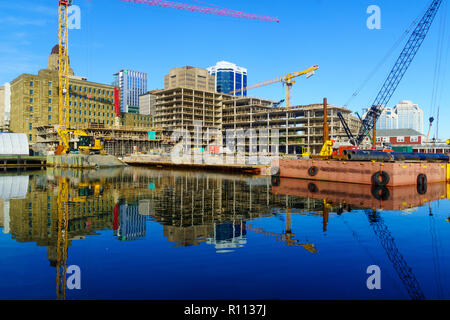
121;0;280;23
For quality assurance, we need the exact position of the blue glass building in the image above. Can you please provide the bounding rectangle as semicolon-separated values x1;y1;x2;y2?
113;69;148;114
207;61;247;96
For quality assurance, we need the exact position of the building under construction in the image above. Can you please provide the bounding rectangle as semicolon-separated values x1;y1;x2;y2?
222;97;360;155
34;124;162;157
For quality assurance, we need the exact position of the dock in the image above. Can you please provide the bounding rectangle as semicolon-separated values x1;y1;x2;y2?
0;156;47;170
123;154;269;174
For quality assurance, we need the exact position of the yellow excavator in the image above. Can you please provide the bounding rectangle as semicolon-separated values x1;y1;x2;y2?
60;130;105;155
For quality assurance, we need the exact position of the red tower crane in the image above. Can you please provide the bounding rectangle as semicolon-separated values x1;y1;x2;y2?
121;0;280;23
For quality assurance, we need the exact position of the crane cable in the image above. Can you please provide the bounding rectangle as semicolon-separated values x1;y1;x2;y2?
432;0;450;141
345;2;431;109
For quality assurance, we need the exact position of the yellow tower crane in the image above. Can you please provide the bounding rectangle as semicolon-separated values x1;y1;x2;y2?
230;65;319;108
56;0;72;155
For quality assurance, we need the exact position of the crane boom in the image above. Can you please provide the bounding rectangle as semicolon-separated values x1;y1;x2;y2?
366;210;425;300
121;0;280;23
231;65;319;95
354;0;443;146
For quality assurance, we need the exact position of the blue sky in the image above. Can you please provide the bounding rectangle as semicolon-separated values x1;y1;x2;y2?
0;0;449;138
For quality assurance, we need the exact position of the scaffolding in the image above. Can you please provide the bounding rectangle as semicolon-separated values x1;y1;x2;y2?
35;124;163;157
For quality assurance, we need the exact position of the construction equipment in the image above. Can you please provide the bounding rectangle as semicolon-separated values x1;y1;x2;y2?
56;177;69;300
122;0;280;23
247;206;318;253
319;140;335;157
339;0;443;148
425;117;435;153
230;65;319;108
70;130;105;154
55;0;275;155
56;0;72;155
301;146;311;158
71;181;104;202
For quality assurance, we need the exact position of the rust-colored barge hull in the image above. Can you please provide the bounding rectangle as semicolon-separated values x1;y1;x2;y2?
273;159;448;186
272;178;448;211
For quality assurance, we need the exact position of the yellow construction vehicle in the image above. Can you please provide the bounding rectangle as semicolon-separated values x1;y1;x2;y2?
319;140;335;157
301;146;311;158
60;129;105;154
71;181;104;202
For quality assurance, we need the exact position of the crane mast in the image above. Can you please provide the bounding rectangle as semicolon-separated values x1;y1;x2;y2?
352;0;443;146
57;0;72;154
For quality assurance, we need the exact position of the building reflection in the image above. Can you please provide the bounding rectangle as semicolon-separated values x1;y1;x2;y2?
1;167;448;259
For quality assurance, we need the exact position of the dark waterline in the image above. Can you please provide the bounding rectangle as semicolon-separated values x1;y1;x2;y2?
0;167;449;300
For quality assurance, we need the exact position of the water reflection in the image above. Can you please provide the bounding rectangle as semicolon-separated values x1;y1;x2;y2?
2;169;448;254
0;168;448;300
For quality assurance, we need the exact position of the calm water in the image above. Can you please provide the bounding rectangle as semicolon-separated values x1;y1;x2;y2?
0;167;449;300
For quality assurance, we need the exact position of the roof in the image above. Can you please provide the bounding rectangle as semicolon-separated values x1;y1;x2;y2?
377;128;423;137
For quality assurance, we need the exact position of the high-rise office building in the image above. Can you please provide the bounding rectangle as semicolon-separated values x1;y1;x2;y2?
395;100;423;135
139;90;160;116
207;61;247;96
113;69;148;114
376;107;398;130
376;100;423;135
164;66;215;92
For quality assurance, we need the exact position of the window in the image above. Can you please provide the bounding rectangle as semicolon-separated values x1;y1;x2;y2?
29;123;32;130
48;106;52;112
30;90;34;95
30;106;33;112
30;81;34;87
48;115;52;121
30;98;33;103
49;90;52;96
411;136;418;142
49;98;52;104
49;81;52;87
397;136;405;142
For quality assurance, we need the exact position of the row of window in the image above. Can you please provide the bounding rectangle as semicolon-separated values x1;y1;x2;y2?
30;81;52;87
29;80;113;96
375;136;419;143
30;90;52;96
69;85;113;96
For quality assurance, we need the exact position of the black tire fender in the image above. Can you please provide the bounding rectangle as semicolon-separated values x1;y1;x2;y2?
308;166;319;177
371;185;390;201
372;171;390;186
